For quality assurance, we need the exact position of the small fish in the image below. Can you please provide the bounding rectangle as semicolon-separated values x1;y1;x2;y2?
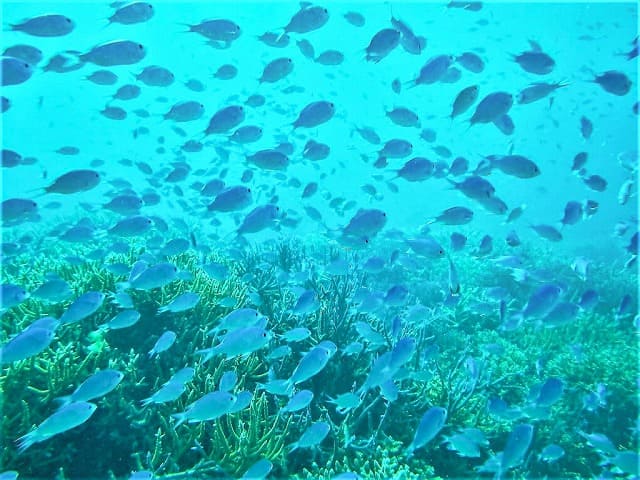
292;101;335;129
500;424;534;474
0;325;55;364
185;19;241;43
344;11;365;27
60;291;105;324
286;341;336;391
43;170;101;194
56;369;124;405
412;55;454;86
448;256;460;295
17;402;97;453
579;116;593;139
148;331;177;357
158;292;200;314
456;52;484;73
513;43;555;74
205;105;245;135
197;326;271;362
450;85;479;118
538;444;565;463
591;70;632;96
406;407;447;457
470;92;513;125
430;206;474;225
291;290;320;315
365;29;401;63
172;391;236;427
101;310;141;330
79;40;146;66
284;5;329;34
289;421;330;452
10;14;75;37
108;2;154;24
530;224;562;242
259;57;293;83
241;459;273;480
572;152;588;171
280;390;314;413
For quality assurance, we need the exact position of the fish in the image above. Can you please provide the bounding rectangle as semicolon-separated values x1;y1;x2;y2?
1;57;33;86
470;92;513;125
197;326;271;362
79;40;146;66
280;389;314;413
284;5;329;34
205;105;245;135
17;402;97;453
259;57;293;83
406;407;447;457
499;424;534;474
513;42;555;74
365;29;401;63
60;291;105;324
108;2;154;25
241;459;274;480
56;369;124;405
285;341;336;392
412;55;454;86
172;391;236;427
43;170;101;194
289;421;330;452
292;101;335;129
10;14;75;37
450;85;479;119
591;70;632;96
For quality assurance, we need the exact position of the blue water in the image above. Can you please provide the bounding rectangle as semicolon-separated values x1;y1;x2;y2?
1;2;638;479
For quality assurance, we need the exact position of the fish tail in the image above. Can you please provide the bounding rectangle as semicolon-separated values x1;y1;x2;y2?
53;395;71;407
195;348;215;364
171;413;186;428
16;432;36;454
176;23;194;33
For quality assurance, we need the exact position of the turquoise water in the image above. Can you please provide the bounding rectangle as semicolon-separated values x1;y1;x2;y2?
1;1;638;479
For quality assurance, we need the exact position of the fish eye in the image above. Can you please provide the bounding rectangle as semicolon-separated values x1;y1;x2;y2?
247;188;251;192
323;8;328;13
262;332;267;337
24;62;29;68
138;44;144;49
66;18;72;23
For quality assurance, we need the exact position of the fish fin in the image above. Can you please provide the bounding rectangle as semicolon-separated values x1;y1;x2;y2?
16;432;36;454
195;348;215;364
53;395;71;407
528;39;543;52
510;268;528;283
171;413;186;428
